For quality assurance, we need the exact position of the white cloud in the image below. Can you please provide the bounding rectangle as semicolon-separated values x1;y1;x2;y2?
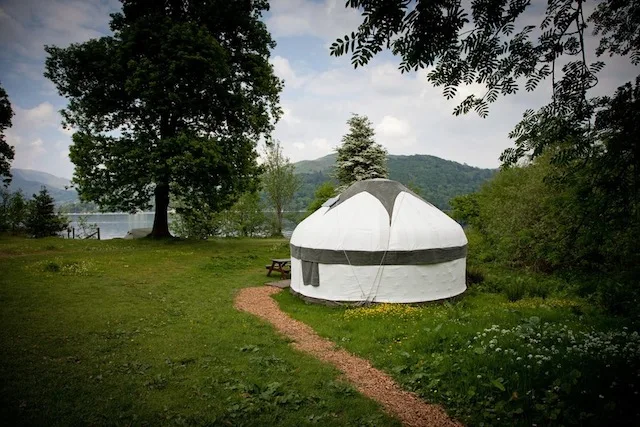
30;138;46;154
7;133;46;170
375;115;416;149
293;142;305;150
0;0;118;60
5;101;74;177
376;116;411;138
271;56;309;89
59;149;70;160
22;102;58;127
281;107;302;125
266;0;361;41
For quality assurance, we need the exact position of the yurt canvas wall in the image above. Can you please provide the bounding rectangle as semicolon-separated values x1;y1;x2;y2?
289;179;467;303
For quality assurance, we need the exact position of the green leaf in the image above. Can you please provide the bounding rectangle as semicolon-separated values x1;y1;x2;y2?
491;378;505;392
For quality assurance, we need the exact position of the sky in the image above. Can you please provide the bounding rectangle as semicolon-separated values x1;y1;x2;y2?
0;0;638;179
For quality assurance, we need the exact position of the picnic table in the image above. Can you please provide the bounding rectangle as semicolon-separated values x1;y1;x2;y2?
266;258;291;279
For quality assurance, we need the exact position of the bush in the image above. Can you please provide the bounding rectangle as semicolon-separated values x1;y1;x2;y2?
596;279;640;317
528;282;551;299
504;280;526;302
465;267;485;286
305;182;336;217
171;191;268;239
44;262;61;272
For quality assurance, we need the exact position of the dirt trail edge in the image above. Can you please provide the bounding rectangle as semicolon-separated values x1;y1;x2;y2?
234;286;462;427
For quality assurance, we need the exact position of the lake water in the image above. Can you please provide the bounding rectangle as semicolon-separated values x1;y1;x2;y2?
66;212;295;240
66;212;157;239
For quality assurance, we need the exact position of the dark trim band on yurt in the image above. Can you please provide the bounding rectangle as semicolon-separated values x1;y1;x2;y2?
290;244;467;266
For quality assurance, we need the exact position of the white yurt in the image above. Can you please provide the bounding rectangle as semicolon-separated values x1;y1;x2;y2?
289;179;468;303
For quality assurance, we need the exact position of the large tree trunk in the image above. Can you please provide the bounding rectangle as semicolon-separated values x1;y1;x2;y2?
150;183;171;238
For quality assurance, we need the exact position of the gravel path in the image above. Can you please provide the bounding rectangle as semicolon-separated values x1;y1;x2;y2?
235;286;462;427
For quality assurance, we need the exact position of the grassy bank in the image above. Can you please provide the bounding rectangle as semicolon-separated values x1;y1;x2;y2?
0;236;398;426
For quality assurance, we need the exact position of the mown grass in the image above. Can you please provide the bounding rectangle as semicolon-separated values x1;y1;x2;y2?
0;236;400;426
275;262;640;426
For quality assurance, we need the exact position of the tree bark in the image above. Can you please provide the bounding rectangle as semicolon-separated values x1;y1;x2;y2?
150;182;172;238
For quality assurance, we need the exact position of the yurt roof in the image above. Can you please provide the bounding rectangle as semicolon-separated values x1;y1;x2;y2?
324;179;432;223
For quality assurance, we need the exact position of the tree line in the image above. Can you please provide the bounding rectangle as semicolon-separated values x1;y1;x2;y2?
0;188;68;238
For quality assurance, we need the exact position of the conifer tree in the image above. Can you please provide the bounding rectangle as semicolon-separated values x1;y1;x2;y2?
335;114;388;189
25;188;68;238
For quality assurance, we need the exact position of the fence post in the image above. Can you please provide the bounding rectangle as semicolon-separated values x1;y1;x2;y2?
97;227;101;240
72;227;75;239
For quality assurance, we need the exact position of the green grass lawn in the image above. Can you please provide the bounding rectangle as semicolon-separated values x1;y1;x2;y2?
275;268;640;426
2;236;639;426
0;236;400;426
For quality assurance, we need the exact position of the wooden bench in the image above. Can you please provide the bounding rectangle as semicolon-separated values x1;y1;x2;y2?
266;258;291;279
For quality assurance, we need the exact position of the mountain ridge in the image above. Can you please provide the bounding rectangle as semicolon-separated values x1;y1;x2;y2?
292;153;496;210
7;168;78;204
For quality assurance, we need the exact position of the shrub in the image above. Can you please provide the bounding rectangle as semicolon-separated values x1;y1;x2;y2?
596;279;640;317
528;282;550;299
171;191;268;239
465;267;485;286
504;280;526;302
44;262;61;273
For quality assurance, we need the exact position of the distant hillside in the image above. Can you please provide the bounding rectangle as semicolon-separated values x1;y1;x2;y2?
294;153;338;174
292;153;496;210
8;169;79;204
8;154;495;212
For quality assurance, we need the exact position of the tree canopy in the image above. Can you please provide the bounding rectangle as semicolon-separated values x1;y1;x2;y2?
305;181;336;217
331;0;639;121
0;82;15;186
335;114;388;189
45;0;282;237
